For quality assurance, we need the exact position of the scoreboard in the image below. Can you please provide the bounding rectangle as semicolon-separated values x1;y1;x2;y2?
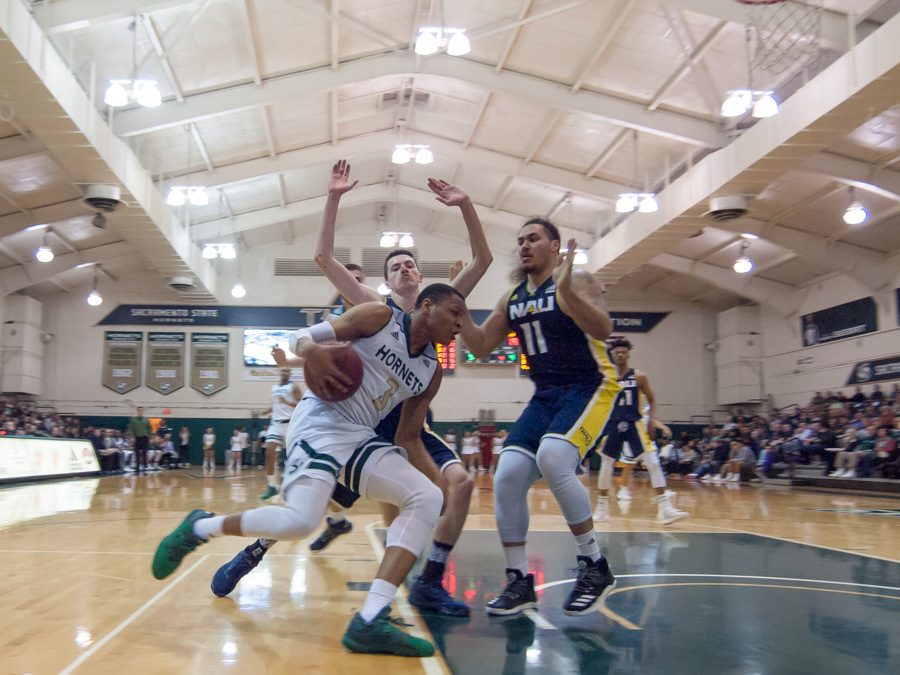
462;332;525;368
436;340;456;374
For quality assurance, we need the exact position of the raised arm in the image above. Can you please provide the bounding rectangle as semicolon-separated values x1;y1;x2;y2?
458;293;511;358
427;178;493;298
394;368;447;500
554;239;613;340
315;160;382;306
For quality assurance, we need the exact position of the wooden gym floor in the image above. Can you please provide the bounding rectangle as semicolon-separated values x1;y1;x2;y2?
1;469;898;674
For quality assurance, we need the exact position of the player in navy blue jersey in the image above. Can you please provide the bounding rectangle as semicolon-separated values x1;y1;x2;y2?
210;160;491;617
591;339;687;525
459;218;620;617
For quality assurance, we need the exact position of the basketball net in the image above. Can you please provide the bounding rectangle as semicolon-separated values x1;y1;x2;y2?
740;0;824;75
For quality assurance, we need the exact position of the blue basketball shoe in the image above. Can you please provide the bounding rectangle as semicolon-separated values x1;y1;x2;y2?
211;540;269;597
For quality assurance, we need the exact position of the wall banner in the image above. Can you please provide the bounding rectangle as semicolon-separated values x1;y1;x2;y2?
800;297;877;347
102;331;142;394
191;333;228;396
146;332;185;395
846;354;900;385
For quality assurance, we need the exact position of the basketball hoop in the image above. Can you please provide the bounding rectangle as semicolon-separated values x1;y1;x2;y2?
737;0;823;75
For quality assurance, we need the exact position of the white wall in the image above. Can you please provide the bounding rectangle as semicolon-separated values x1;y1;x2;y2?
761;270;900;408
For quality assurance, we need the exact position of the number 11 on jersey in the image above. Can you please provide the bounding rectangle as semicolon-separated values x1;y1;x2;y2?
520;320;547;356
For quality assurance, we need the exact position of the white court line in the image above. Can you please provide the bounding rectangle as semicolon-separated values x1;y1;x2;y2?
363;521;449;675
534;573;900;593
523;608;556;630
58;554;210;675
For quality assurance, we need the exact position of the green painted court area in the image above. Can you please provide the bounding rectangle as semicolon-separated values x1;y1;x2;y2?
404;532;900;674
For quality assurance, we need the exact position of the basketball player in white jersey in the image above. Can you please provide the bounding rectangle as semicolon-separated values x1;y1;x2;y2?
259;368;303;499
153;284;467;657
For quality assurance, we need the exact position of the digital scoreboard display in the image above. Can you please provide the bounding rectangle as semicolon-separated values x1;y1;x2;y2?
462;333;523;367
436;340;456;374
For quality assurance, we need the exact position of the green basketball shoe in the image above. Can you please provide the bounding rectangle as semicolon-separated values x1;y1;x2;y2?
152;509;213;579
341;607;435;657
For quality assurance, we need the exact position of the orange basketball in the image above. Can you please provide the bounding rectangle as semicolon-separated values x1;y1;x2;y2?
305;343;364;403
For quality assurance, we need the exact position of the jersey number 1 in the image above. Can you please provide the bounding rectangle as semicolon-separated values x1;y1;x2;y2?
520;320;548;356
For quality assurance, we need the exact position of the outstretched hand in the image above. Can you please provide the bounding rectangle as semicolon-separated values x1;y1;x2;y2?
448;260;464;281
427;178;470;208
552;238;577;292
328;159;359;196
271;345;288;368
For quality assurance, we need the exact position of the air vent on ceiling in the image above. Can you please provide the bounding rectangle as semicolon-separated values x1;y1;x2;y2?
379;90;431;109
704;195;749;222
274;247;350;277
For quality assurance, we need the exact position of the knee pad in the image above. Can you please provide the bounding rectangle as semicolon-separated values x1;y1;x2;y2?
639;451;666;488
598;454;615;490
535;437;592;525
386;479;443;554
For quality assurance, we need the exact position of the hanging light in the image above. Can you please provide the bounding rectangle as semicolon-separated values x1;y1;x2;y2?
414;146;434;165
733;240;753;274
379;232;396;248
166;187;186;206
615;193;638;214
414;28;441;55
842;186;867;225
103;80;130;107
35;231;54;263
399;233;415;248
86;265;103;305
202;244;218;259
446;30;471;56
740;232;759;240
231;282;247;298
219;243;237;260
188;187;209;206
721;90;752;118
574;250;588;265
376;282;391;296
638;194;659;213
133;80;162;108
392;145;411;164
752;92;779;118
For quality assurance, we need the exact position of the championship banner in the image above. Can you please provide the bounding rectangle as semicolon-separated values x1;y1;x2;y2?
99;304;334;328
846;355;900;385
801;297;877;347
191;333;228;396
102;331;142;394
146;333;185;395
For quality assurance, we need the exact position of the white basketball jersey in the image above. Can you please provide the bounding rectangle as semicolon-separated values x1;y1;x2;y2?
319;306;438;429
271;383;296;421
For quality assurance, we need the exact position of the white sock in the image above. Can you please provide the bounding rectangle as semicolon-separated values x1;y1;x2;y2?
330;509;347;524
193;515;226;540
574;530;601;562
360;578;397;622
503;544;528;575
266;475;276;487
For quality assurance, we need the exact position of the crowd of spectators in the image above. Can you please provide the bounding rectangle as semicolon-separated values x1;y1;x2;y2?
660;383;900;482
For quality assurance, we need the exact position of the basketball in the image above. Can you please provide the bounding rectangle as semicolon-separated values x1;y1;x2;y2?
304;343;364;403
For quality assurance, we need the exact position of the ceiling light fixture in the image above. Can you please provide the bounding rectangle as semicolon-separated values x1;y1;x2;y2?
842;186;868;225
740;232;759;240
200;243;238;259
104;79;162;108
34;230;54;263
379;232;414;248
376;282;391;296
392;144;433;165
616;131;658;214
415;27;470;56
721;25;779;119
231;282;246;299
733;240;754;274
86;265;103;306
562;248;589;265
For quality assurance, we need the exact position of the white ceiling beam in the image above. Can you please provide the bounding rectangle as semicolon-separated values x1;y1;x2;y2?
801;152;900;203
719;219;896;293
652;11;724;116
584;129;630;178
240;0;264;86
570;0;638;92
0;200;89;239
35;0;198;34
331;0;340;70
522;110;561;164
140;14;184;102
652;252;797;316
285;0;403;54
495;0;533;73
113;53;727;147
0;241;134;295
189;123;214;172
492;176;515;211
261;106;277;158
177;130;630;201
191;183;526;241
471;1;591;42
462;93;491;149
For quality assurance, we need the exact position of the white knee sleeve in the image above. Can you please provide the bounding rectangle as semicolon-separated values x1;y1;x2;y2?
535;437;592;526
363;451;443;555
640;451;667;489
494;450;541;543
240;477;331;540
598;454;615;490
